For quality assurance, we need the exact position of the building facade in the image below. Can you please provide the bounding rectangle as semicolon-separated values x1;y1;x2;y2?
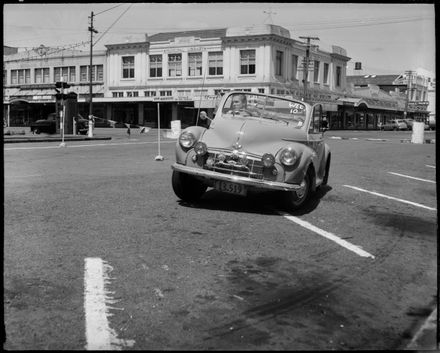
3;24;434;130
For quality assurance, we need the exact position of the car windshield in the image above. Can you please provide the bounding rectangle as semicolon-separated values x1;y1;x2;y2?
220;93;306;128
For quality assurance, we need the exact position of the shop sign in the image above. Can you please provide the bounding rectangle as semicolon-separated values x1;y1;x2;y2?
33;95;53;100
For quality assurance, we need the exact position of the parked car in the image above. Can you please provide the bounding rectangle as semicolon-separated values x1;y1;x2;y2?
30;113;89;135
171;92;331;210
380;119;408;131
428;116;436;130
403;119;414;130
30;113;58;134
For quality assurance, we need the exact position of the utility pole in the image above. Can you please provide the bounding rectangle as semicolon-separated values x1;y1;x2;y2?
299;36;319;102
88;11;98;136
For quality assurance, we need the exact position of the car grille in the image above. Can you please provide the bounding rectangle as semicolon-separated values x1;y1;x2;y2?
204;151;264;179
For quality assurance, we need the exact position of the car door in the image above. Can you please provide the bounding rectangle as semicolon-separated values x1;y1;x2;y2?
308;104;326;178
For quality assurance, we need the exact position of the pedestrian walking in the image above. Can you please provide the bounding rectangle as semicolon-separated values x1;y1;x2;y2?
125;123;131;137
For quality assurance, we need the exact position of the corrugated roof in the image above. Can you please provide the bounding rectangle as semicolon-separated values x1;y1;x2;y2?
148;28;227;42
346;74;402;86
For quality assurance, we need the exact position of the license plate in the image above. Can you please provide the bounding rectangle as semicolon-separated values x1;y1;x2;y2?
214;180;246;196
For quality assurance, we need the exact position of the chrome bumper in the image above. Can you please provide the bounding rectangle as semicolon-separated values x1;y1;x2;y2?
172;163;300;191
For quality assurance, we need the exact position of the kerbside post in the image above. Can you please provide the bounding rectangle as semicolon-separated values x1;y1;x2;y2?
59;77;66;147
155;102;164;161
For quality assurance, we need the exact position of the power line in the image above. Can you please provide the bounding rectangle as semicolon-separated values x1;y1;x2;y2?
94;4;134;47
94;4;124;16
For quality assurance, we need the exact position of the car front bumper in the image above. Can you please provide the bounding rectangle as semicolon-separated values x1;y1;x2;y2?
172;163;301;192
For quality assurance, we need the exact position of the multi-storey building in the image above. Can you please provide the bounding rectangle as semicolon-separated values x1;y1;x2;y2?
3;45;106;127
345;71;432;129
100;24;350;128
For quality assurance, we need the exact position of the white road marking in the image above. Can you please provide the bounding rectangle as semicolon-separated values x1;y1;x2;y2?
278;211;375;259
426;165;436;169
388;172;435;184
84;257;134;350
4;140;175;151
343;185;437;211
406;308;438;349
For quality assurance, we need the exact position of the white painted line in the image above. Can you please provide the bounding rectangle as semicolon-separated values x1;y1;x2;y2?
388;172;436;184
343;185;437;211
406;308;438;349
426;165;436;169
84;257;134;350
4;140;175;151
278;212;375;259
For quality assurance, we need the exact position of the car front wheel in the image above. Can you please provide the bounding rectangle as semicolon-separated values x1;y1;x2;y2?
172;170;207;202
34;128;40;134
282;170;312;210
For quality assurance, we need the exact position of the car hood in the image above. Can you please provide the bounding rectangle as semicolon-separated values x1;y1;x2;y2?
201;116;307;155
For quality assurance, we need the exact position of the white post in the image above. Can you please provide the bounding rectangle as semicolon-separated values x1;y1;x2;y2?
88;115;93;137
155;102;164;161
411;121;425;144
59;105;66;147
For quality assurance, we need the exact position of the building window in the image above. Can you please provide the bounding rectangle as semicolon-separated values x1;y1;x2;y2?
208;52;223;75
275;50;284;76
188;52;202;76
149;55;162;78
240;50;256;74
112;91;124;97
258;88;265;93
12;69;31;84
34;68;49;83
122;56;135;79
291;55;298;80
4;70;6;85
79;65;103;82
313;61;320;82
336;66;342;87
127;91;139;97
168;54;182;77
144;90;157;97
54;66;75;82
160;90;172;96
80;66;88;82
323;63;329;84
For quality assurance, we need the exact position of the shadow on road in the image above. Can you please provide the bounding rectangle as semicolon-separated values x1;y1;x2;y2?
177;185;333;216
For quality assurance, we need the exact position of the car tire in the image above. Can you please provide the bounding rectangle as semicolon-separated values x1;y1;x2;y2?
34;128;40;134
172;170;207;202
322;154;331;186
282;169;312;210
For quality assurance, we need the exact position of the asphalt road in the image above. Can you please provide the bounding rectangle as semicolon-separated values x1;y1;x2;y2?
3;129;438;350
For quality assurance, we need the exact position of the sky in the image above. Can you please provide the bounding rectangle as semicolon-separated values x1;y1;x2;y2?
3;2;436;76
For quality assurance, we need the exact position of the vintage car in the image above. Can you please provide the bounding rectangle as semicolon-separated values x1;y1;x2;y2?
30;113;89;135
171;92;331;210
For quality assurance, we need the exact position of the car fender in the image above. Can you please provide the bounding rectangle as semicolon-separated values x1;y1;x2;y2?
175;126;207;164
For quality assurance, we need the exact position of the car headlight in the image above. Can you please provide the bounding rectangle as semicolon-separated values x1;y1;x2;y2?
280;148;297;166
179;131;196;148
194;141;208;156
261;153;275;168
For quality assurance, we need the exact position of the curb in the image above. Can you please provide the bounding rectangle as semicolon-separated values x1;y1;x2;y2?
3;136;112;144
328;136;435;144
